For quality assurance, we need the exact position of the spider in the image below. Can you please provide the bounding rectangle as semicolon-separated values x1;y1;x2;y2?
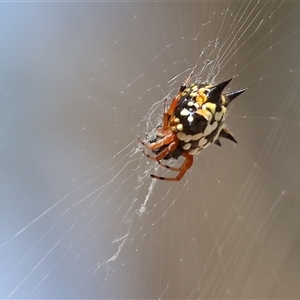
138;71;246;181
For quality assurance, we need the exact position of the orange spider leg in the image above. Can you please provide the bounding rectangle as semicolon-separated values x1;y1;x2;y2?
152;159;181;172
146;140;178;161
167;70;194;117
161;99;171;131
139;136;179;161
150;152;194;181
138;133;175;152
158;70;194;132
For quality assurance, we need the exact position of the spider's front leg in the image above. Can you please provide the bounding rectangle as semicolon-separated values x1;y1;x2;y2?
145;139;178;162
138;132;178;161
166;70;194;119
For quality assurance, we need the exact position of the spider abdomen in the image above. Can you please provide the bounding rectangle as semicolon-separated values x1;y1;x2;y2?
172;84;227;156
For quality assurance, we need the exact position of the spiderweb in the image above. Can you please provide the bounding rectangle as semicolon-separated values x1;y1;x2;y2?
1;1;300;298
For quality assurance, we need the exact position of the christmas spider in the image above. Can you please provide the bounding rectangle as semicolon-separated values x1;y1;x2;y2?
138;71;246;181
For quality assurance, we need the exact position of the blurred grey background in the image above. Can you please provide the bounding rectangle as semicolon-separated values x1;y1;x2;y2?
1;2;300;299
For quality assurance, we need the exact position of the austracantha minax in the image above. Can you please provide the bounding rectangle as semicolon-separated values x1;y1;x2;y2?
138;72;246;181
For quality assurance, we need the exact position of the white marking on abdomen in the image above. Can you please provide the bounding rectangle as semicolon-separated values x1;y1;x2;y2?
183;143;191;150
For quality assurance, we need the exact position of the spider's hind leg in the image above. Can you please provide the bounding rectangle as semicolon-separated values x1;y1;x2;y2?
156;160;181;172
150;152;194;181
142;139;178;162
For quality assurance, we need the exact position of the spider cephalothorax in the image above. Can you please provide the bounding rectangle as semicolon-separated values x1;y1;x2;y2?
138;72;246;181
